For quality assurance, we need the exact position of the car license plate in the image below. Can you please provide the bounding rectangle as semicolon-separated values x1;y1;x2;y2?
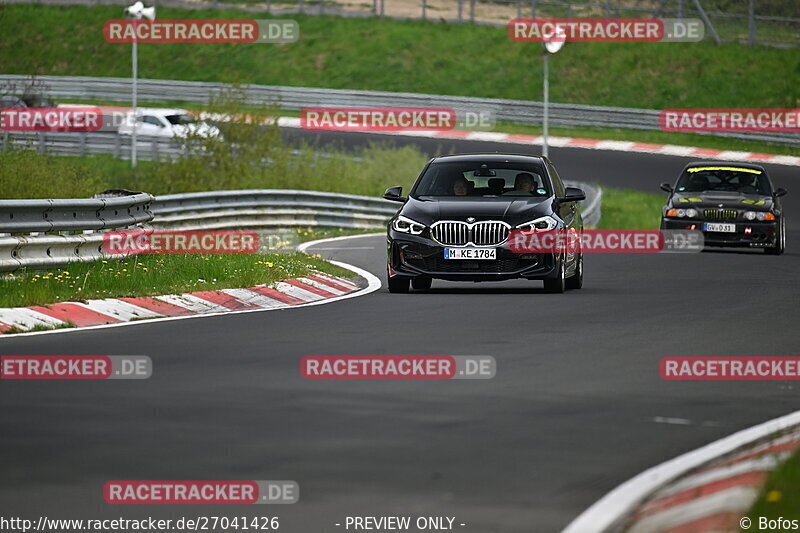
703;223;736;233
444;247;496;260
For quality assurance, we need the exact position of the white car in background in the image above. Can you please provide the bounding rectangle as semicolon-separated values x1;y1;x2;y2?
117;108;221;139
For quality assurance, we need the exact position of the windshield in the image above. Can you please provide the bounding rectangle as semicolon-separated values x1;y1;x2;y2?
675;166;771;195
412;160;550;198
165;113;196;125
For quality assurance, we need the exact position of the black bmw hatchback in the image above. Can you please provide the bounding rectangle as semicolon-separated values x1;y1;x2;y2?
384;154;586;293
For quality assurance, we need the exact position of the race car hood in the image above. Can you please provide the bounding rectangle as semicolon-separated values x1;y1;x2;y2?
671;191;774;211
400;196;553;226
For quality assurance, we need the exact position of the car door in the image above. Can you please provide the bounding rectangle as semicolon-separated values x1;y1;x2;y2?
137;115;166;137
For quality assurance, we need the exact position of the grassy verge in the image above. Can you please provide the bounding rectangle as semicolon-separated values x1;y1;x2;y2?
1;5;797;110
0;252;354;308
745;447;800;528
596;187;665;230
0;141;426;199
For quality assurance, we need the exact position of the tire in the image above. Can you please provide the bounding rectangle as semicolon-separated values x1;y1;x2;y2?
411;276;432;291
543;258;566;294
565;253;583;290
387;273;410;293
765;217;785;255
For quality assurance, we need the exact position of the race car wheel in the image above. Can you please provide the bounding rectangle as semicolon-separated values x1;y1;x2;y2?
411;276;432;291
565;253;583;290
766;217;785;255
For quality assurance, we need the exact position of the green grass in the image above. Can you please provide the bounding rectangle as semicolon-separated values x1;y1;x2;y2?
745;446;800;529
0;252;354;308
0;143;426;199
1;4;798;110
596;187;666;230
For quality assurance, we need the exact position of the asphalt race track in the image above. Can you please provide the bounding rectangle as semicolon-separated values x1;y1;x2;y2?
1;133;798;533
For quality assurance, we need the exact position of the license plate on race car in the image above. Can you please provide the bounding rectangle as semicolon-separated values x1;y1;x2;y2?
703;223;736;233
444;247;496;260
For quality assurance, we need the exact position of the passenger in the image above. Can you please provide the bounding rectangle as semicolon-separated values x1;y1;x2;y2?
453;177;470;196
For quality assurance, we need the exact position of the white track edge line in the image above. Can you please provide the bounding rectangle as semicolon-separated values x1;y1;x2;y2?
561;409;800;533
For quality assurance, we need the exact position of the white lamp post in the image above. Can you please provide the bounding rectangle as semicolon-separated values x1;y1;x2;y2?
124;1;156;169
541;26;565;159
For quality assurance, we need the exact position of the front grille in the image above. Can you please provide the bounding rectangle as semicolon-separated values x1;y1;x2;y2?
704;209;738;220
431;222;469;245
431;220;510;246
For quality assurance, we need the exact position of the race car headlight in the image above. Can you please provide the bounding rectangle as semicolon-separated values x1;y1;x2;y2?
392;215;426;235
517;216;558;231
745;211;776;221
667;208;695;218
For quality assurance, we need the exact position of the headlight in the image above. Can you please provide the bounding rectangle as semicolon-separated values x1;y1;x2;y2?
667;208;696;218
391;215;426;235
745;211;776;221
516;216;559;231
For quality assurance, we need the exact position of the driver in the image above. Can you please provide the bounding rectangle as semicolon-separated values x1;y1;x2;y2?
514;173;535;192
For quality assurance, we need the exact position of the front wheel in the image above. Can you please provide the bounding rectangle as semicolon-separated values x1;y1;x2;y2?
543;258;566;294
565;253;583;290
765;217;785;255
387;272;410;293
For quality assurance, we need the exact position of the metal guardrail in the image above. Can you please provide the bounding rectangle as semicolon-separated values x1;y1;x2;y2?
1;75;797;147
1;131;179;162
0;192;154;233
0;185;601;271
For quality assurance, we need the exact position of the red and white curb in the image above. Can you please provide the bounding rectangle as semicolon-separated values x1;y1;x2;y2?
0;270;367;336
562;410;800;533
622;427;800;533
272;117;800;167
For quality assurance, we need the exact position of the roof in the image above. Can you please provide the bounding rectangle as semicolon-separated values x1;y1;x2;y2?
431;153;547;164
683;161;767;173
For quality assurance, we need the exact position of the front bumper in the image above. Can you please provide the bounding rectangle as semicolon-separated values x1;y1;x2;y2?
387;231;559;281
661;219;778;248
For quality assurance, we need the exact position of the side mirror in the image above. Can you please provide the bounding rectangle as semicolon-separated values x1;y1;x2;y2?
660;183;674;193
558;186;586;203
774;187;788;198
383;186;406;202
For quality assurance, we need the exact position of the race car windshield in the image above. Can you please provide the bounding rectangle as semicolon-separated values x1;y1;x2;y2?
676;167;771;195
412;161;550;198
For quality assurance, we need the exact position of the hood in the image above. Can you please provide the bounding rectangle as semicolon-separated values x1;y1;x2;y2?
400;196;553;226
671;191;774;211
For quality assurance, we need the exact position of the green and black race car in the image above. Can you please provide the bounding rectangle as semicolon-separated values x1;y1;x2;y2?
660;162;787;255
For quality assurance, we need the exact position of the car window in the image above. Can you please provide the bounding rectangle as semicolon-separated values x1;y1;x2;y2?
546;161;566;197
165;114;196;125
140;115;163;127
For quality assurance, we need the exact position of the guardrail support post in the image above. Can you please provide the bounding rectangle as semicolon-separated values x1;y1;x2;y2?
38;132;46;155
748;0;756;46
151;138;159;161
469;0;475;22
80;132;87;156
